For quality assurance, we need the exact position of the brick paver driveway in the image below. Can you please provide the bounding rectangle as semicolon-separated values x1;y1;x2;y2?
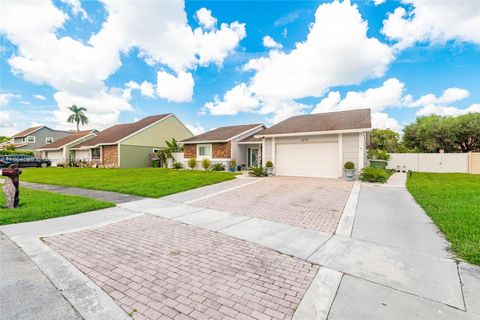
45;215;318;320
192;177;353;233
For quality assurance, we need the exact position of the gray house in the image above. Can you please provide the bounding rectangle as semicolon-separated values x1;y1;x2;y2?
9;126;73;151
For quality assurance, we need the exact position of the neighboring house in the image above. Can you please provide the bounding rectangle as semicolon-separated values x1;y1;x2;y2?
181;124;266;169
37;130;98;166
255;108;372;178
6;126;73;151
70;114;193;168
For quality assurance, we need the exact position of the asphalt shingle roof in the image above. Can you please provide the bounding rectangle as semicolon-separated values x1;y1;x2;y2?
38;130;97;150
181;124;263;143
73;114;171;148
256;109;371;136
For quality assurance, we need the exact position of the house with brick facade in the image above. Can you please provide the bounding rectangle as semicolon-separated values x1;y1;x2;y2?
70;114;193;168
181;124;265;169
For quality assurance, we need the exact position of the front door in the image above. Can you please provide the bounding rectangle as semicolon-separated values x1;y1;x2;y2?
247;147;259;167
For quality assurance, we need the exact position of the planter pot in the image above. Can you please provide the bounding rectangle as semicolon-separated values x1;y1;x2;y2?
369;159;388;169
344;168;355;181
229;167;235;172
266;167;273;176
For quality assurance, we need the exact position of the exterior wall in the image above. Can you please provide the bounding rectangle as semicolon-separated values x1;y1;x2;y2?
119;145;154;168
121;116;193;148
74;150;91;161
15;127;72;150
342;133;360;174
264;138;273;162
184;144;196;158
388;153;469;173
212;142;231;159
102;145;118;167
230;126;264;164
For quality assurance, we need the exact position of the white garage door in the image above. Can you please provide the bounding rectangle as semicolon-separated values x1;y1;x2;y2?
46;151;63;166
276;142;339;178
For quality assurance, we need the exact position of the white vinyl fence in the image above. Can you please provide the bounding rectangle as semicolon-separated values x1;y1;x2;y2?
388;153;469;173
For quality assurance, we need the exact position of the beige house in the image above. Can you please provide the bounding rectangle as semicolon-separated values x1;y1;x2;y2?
71;114;193;168
37;130;98;166
255;109;372;178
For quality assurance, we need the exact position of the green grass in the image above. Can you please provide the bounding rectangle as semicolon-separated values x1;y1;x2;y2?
14;168;237;198
407;172;480;265
0;187;114;225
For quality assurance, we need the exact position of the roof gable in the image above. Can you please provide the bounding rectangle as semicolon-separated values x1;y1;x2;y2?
38;130;97;150
13;126;45;138
181;124;264;143
257;109;371;136
73;114;171;148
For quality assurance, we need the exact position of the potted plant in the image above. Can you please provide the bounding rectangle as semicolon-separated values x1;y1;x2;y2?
344;161;355;181
265;161;274;176
229;159;237;172
367;149;391;169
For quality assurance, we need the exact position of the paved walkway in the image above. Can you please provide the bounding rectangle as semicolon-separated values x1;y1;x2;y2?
20;181;146;204
1;174;479;320
0;232;81;320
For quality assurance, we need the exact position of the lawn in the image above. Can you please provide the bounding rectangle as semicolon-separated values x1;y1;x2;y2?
13;168;237;198
407;172;480;265
0;187;114;225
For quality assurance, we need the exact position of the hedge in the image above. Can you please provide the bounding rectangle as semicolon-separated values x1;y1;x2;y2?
0;150;34;156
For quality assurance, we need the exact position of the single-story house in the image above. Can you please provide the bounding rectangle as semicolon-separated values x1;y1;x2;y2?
255;108;372;178
181;124;266;169
70;114;193;168
4;126;73;151
37;130;98;166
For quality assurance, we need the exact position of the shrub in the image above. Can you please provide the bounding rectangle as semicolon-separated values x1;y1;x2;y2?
172;162;183;170
151;159;160;168
187;158;197;170
0;150;34;156
367;149;391;161
201;158;211;170
229;159;237;170
211;163;226;171
360;167;390;183
249;166;267;177
344;161;355;170
265;161;273;168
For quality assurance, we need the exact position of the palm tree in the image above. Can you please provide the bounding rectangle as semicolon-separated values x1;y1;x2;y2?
67;105;88;131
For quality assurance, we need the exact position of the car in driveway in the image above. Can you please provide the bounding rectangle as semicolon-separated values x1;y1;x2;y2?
0;155;51;168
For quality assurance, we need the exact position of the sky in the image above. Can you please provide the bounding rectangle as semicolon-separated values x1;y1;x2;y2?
1;0;479;137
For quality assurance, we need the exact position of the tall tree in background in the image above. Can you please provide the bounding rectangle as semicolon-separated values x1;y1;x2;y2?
67;105;88;131
402;114;480;152
369;129;401;153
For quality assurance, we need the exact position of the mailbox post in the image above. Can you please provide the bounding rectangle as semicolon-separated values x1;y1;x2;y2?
1;164;22;208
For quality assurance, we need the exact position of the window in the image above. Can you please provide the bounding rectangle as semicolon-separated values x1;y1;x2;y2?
153;148;161;153
26;136;35;143
45;137;54;144
91;147;101;160
198;144;212;158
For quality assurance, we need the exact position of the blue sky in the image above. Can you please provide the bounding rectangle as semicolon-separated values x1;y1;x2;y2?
1;0;479;136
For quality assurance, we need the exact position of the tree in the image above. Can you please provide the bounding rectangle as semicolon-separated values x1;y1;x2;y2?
402;114;480;153
0;136;10;144
369;129;401;153
165;138;183;152
67;105;88;131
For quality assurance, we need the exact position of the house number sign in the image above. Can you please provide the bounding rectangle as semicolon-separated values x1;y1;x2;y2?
300;138;309;142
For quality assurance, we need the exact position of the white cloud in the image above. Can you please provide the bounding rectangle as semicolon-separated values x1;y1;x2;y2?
0;111;17;136
34;94;47;101
60;0;88;19
0;1;245;129
407;87;470;107
262;36;282;49
416;103;480;117
204;1;394;122
382;0;480;50
373;0;386;5
312;78;405;113
123;81;155;99
0;93;20;107
244;1;393;101
186;122;205;135
195;8;217;30
371;112;402;132
204;83;259;115
156;71;194;103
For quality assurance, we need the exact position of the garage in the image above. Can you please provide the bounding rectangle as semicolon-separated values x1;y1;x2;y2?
276;142;339;178
45;151;63;166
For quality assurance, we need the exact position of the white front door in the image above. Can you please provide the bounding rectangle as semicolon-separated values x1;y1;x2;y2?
275;142;339;178
247;147;259;167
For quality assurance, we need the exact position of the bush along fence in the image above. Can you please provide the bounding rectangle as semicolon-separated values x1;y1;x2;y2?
0;150;34;156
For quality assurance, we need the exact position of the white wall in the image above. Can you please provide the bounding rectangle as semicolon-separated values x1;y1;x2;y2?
388;153;469;173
